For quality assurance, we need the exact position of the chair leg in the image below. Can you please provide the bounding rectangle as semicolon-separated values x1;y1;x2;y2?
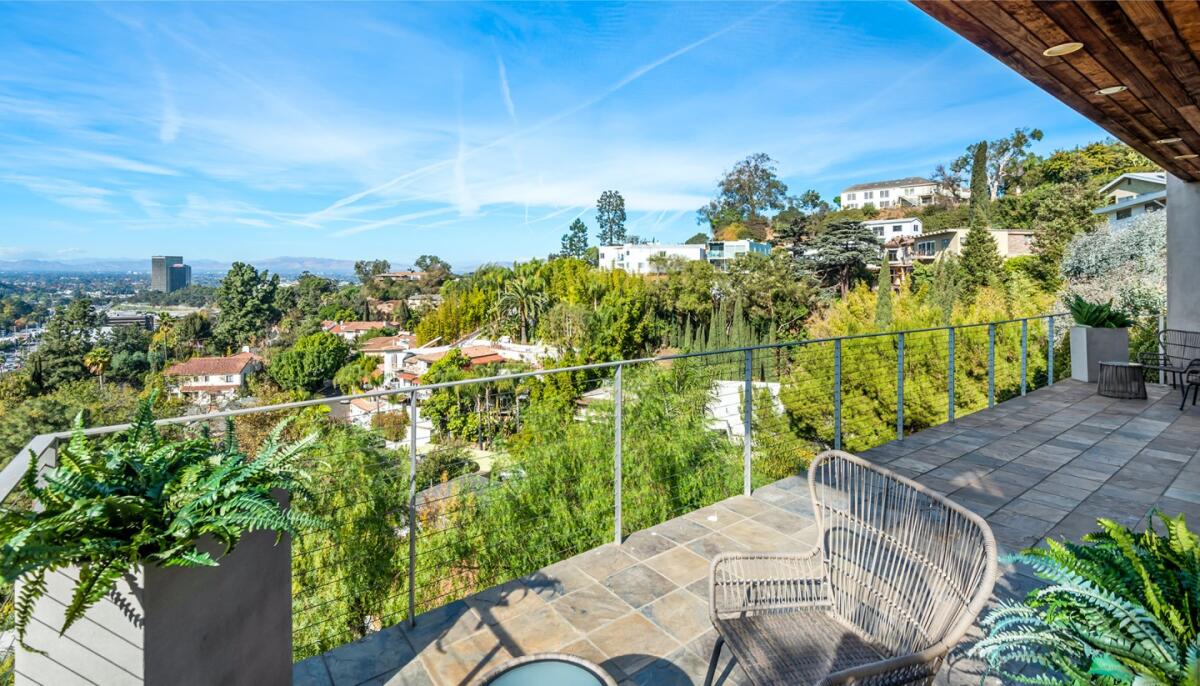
704;635;725;686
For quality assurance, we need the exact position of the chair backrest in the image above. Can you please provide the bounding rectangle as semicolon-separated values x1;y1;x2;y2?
1162;329;1200;365
808;450;996;657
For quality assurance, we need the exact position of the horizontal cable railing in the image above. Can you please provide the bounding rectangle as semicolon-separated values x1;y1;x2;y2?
2;311;1123;666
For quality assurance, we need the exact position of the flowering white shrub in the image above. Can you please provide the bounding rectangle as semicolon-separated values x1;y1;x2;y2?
1060;212;1165;316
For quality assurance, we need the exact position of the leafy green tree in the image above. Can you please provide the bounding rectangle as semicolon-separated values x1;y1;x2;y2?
996;182;1103;287
175;312;212;352
415;255;452;292
269;331;350;392
370;409;410;442
955;127;1044;200
36;298;97;389
698;153;789;239
875;259;893;328
725;252;818;339
214;262;279;350
596;191;627;246
354;260;390;285
559;218;590;259
332;355;381;393
684;232;709;245
806;220;880;296
968;140;990;227
771;191;827;250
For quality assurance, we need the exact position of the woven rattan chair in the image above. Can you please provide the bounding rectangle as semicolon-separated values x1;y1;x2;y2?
1138;329;1200;388
704;450;997;686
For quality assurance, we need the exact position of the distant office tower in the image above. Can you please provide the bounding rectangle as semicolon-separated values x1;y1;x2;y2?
151;255;191;293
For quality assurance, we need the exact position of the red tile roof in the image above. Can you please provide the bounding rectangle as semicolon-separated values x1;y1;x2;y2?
359;334;416;352
414;346;505;368
322;321;393;334
165;352;260;377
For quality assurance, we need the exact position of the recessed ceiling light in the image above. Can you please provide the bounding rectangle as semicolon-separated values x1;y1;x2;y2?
1174;153;1199;160
1095;85;1128;96
1043;42;1083;57
1155;137;1184;144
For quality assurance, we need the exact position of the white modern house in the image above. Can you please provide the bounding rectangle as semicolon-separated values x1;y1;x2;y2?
597;243;706;274
1092;171;1166;227
705;240;771;270
862;217;924;240
840;177;959;210
358;334;418;380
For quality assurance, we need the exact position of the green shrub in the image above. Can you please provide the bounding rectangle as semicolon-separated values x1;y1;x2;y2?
0;401;322;647
971;511;1200;685
1068;294;1133;328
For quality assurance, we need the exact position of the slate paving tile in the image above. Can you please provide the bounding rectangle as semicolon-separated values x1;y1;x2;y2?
604;564;678;610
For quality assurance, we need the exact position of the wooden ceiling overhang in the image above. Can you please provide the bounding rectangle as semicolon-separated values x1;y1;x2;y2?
912;0;1200;182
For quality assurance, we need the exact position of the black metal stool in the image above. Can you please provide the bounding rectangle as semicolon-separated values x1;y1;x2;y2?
1098;361;1147;399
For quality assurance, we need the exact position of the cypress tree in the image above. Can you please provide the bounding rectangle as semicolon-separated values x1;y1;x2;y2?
961;140;1002;291
968;140;989;228
875;258;894;328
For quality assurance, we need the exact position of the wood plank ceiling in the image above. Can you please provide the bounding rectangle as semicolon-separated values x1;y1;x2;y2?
911;0;1200;181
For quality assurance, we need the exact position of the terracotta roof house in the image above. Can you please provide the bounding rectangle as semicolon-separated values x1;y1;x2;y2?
321;320;395;342
163;351;263;406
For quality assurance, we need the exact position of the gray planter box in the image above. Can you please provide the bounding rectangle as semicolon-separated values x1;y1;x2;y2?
16;530;291;686
1070;325;1130;382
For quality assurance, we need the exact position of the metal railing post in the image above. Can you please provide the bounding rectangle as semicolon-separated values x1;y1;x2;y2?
743;349;753;496
1159;314;1166;385
1020;318;1029;396
987;324;996;408
614;365;623;545
1047;316;1055;386
407;390;418;628
896;332;905;441
948;327;956;423
833;339;842;451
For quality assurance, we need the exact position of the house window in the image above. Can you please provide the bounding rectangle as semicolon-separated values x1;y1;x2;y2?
892;224;903;232
875;227;884;236
917;241;934;256
941;239;951;249
887;249;898;261
1146;204;1162;213
904;187;915;195
1116;208;1132;220
879;190;889;198
846;193;856;201
879;200;891;208
864;191;874;199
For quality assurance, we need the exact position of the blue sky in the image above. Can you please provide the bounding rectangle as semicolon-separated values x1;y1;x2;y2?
0;1;1108;268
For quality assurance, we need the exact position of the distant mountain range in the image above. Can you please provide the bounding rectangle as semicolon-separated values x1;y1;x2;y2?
0;256;374;277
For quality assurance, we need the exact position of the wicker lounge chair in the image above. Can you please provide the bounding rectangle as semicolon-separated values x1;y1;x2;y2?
1138;329;1200;388
704;450;997;686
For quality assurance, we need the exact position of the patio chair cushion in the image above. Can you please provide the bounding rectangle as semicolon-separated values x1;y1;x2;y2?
715;608;887;684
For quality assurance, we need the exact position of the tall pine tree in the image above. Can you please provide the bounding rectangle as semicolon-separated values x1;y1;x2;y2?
961;140;1002;292
559;218;589;259
596;191;627;246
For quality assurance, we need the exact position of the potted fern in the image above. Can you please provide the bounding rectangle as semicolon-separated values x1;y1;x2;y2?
971;511;1200;685
1067;294;1133;382
0;400;322;686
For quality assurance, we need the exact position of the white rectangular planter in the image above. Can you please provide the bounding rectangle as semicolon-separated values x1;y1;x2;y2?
16;529;291;686
1070;325;1130;382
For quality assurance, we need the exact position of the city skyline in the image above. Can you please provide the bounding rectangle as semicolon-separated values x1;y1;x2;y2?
0;1;1110;264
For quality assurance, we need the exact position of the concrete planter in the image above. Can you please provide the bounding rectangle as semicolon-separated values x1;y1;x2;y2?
16;529;291;686
1070;325;1130;382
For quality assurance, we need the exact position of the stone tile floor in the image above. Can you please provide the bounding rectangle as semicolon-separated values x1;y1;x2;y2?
295;380;1200;686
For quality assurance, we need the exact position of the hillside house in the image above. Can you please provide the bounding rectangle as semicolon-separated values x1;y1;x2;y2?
913;228;1034;262
163;351;262;406
1092;171;1166;227
322;320;395;342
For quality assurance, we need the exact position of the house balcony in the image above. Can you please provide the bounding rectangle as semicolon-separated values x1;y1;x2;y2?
7;314;1199;686
291;379;1200;686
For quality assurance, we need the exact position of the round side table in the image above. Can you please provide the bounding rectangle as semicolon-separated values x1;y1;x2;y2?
473;653;618;686
1097;361;1147;399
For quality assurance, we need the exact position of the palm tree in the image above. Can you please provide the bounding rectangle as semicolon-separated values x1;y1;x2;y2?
496;274;548;343
83;346;111;390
